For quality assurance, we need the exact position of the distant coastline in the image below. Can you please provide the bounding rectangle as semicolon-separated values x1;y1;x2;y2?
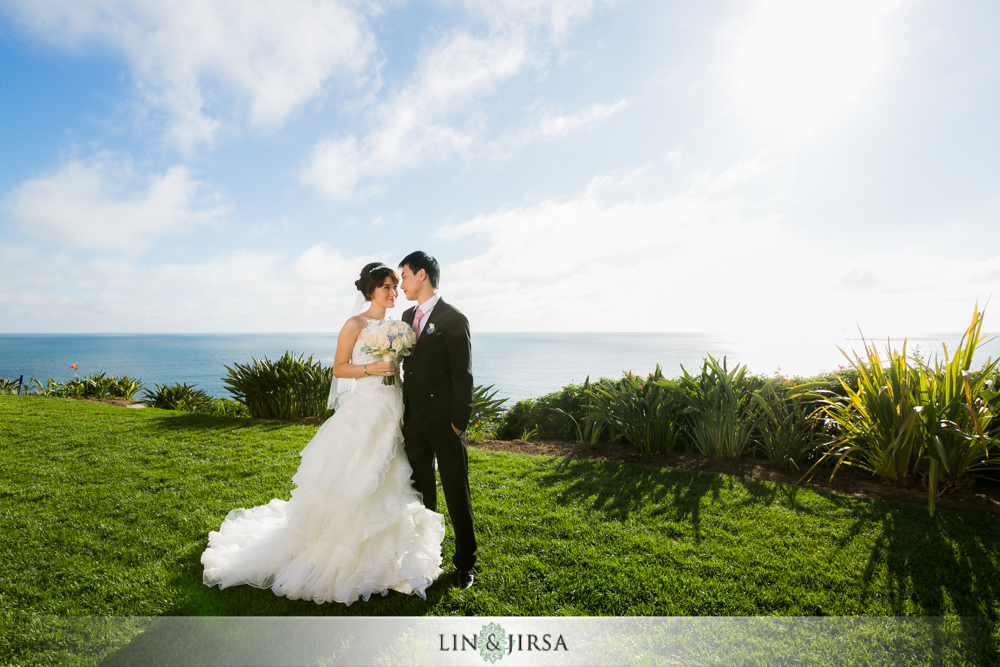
2;331;998;403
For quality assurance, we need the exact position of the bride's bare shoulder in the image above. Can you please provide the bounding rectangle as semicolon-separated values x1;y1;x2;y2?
339;315;368;335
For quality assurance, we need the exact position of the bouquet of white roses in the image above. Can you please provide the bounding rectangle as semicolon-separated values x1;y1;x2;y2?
359;319;417;385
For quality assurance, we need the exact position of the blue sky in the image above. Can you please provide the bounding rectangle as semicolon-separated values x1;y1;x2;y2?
1;0;999;336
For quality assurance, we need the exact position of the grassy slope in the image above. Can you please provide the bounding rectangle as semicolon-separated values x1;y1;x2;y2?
1;396;998;663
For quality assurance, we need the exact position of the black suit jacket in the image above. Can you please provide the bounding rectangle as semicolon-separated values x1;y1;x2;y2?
401;298;474;435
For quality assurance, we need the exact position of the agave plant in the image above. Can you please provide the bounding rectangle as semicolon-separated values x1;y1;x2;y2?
470;384;508;424
585;366;683;455
28;377;67;397
0;376;22;395
809;306;1000;515
681;356;754;458
223;351;334;420
60;372;144;399
143;383;213;410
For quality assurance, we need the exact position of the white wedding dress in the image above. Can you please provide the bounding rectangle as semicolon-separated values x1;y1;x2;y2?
201;337;445;605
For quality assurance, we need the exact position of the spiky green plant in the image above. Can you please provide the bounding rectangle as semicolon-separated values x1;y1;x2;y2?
470;384;508;424
143;383;213;410
223;351;333;420
809;306;1000;515
27;377;66;397
750;379;827;470
207;398;250;418
548;377;609;446
0;376;22;395
681;356;755;458
586;366;683;455
53;372;145;399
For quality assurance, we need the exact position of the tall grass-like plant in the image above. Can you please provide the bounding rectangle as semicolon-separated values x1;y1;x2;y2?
682;356;754;458
585;366;683;455
750;379;827;470
811;307;1000;515
548;377;609;446
223;352;333;420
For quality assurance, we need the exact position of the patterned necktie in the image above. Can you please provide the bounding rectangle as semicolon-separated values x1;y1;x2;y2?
413;306;425;339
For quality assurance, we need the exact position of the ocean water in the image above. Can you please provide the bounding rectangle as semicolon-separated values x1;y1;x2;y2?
1;332;998;404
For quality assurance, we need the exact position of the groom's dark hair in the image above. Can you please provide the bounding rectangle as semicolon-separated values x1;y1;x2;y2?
399;251;440;288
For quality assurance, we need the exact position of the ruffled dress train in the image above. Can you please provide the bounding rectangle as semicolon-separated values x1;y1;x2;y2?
201;341;444;605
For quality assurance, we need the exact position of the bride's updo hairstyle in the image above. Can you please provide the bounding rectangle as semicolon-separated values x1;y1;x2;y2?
355;262;399;300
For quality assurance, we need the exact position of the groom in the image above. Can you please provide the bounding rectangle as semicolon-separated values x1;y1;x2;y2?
398;251;478;589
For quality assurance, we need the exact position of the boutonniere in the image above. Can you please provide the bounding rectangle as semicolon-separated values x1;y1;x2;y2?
426;323;437;335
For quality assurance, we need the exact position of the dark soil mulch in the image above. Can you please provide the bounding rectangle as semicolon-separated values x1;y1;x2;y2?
470;438;1000;517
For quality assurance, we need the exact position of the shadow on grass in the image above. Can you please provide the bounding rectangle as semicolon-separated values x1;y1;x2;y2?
164;541;453;619
532;457;728;542
847;503;1000;619
846;504;1000;663
533;456;999;635
142;413;316;435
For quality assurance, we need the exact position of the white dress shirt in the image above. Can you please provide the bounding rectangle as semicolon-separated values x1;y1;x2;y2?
414;293;441;337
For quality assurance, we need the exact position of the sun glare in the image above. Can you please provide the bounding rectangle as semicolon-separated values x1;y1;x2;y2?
734;0;900;135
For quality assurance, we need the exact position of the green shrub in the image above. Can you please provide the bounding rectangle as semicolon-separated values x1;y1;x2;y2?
587;367;684;455
681;356;755;458
809;307;1000;515
39;372;145;399
466;385;508;441
206;398;250;418
750;379;828;470
466;416;501;441
0;376;22;395
470;384;508;425
495;382;602;442
143;383;213;410
223;351;333;420
26;377;65;397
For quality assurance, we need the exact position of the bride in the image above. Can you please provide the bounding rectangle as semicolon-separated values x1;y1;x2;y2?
201;262;445;605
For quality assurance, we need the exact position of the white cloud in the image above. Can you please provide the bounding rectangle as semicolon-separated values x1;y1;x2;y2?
538;99;630;138
301;1;615;199
2;0;378;150
456;0;601;37
432;175;999;338
4;152;228;253
0;242;391;332
302;29;527;199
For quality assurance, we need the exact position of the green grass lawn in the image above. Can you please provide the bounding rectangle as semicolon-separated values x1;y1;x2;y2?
2;395;998;664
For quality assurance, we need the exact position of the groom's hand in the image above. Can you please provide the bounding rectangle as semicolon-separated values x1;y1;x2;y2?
452;424;462;437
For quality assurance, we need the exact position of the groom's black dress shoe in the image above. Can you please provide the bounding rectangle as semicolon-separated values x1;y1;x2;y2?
456;569;475;590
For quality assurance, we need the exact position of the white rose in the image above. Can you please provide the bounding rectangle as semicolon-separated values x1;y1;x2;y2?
376;334;391;350
376;323;391;337
361;330;378;348
391;336;404;352
404;331;417;346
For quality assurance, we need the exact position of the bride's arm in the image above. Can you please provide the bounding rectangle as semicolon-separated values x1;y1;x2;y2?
332;318;394;379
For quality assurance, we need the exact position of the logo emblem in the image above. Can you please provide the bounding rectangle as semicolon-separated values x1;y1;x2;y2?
478;623;507;663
